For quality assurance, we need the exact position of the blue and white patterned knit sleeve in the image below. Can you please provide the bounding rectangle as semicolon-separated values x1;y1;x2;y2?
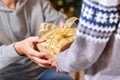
57;0;120;72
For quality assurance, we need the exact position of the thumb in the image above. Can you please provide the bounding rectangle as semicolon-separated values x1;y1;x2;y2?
29;36;45;43
56;66;60;73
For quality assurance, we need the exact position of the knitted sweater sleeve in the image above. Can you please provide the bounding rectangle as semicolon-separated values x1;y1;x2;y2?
57;0;120;72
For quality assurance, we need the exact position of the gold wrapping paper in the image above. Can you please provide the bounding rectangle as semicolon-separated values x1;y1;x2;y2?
37;27;76;56
36;17;78;66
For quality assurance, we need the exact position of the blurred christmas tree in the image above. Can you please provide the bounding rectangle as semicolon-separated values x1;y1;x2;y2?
50;0;82;18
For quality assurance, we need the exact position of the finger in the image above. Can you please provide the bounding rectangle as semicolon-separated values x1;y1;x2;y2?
31;57;52;68
59;22;64;28
28;36;45;43
32;56;51;65
56;65;60;73
52;61;60;73
28;48;47;58
56;68;60;73
33;57;52;68
38;63;52;68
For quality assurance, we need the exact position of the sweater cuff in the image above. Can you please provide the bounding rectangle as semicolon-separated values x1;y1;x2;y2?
0;43;21;69
4;43;20;59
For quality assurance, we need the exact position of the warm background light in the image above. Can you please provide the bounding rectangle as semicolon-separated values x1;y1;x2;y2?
50;0;82;18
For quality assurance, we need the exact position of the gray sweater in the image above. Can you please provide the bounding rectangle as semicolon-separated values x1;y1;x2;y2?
57;0;120;80
0;0;67;79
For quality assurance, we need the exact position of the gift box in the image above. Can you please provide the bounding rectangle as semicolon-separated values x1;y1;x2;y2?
36;17;78;66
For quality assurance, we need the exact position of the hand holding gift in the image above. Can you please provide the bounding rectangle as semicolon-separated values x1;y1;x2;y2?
36;17;78;66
